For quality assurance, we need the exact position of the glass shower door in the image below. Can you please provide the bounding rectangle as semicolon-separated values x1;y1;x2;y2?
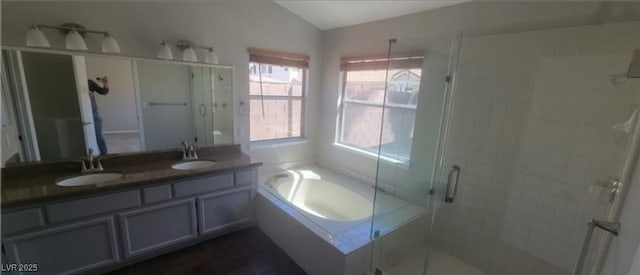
191;66;215;146
374;20;640;275
369;33;461;274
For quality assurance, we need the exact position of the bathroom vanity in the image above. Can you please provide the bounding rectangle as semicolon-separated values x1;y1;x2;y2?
1;145;260;275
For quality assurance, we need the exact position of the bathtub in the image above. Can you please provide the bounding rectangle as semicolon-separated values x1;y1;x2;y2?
256;166;429;275
266;171;373;222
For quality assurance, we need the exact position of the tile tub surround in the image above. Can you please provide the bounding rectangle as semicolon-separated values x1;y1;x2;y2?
1;145;261;207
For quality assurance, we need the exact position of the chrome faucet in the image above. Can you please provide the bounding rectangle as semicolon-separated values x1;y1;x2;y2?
80;148;103;173
181;141;198;160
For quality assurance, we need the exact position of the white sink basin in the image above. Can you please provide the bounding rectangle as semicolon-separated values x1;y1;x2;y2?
171;160;216;170
56;172;123;187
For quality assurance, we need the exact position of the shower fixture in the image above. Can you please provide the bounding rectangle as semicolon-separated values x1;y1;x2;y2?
613;110;639;134
610;74;628;86
609;49;640;86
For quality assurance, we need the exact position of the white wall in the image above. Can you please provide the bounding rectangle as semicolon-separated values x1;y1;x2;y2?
84;56;138;133
1;1;322;166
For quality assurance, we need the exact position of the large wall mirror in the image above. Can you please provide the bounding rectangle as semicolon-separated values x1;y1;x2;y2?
1;48;234;165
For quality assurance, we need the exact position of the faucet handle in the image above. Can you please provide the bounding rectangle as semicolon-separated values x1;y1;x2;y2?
181;141;188;160
86;148;96;169
76;159;88;172
95;156;104;171
189;145;198;159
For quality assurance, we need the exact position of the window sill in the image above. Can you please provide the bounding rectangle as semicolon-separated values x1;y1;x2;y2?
250;137;308;150
331;142;409;169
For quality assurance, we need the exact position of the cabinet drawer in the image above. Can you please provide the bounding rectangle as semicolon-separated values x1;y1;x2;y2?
142;184;172;204
173;174;233;197
235;169;256;187
197;187;253;235
2;208;45;236
46;190;141;223
3;216;119;275
119;199;197;258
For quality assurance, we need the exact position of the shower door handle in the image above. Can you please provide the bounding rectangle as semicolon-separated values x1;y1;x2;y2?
572;219;621;275
444;165;460;203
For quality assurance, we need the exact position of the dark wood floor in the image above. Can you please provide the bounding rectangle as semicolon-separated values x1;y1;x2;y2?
106;227;307;275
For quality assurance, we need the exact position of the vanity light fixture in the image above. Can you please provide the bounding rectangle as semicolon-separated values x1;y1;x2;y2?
162;40;219;64
25;22;121;53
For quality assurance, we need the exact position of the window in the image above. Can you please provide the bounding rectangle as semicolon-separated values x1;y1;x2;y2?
337;53;423;162
248;48;309;142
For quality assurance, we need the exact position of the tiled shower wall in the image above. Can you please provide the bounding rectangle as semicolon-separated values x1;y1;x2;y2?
429;21;640;275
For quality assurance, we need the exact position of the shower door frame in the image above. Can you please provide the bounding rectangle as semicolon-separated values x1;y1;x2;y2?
428;28;640;275
368;33;464;274
589;109;640;275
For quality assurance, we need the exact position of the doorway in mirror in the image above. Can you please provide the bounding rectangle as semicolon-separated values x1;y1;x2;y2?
85;56;140;154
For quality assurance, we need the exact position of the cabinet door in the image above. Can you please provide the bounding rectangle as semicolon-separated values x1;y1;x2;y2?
119;199;197;258
3;216;119;275
197;187;253;235
2;208;45;236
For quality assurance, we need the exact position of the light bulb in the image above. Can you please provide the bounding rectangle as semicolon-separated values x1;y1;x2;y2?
205;49;219;64
183;46;197;62
65;29;88;50
157;40;173;59
101;32;121;53
26;25;50;48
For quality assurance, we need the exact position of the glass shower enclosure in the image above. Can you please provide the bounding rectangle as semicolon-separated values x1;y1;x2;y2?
370;20;640;275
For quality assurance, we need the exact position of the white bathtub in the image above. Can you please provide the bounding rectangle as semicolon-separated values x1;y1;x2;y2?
256;166;428;275
266;171;373;222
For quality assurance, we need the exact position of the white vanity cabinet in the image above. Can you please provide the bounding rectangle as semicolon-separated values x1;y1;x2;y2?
1;167;258;275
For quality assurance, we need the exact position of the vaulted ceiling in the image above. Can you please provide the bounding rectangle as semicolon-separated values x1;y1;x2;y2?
275;1;465;30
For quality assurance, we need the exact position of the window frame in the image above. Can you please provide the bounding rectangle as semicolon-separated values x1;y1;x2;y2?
249;62;307;144
335;67;420;164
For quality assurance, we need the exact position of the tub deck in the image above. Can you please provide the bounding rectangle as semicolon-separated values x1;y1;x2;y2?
259;165;427;253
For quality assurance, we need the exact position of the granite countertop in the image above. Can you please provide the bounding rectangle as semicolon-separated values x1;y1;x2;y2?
1;145;262;208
